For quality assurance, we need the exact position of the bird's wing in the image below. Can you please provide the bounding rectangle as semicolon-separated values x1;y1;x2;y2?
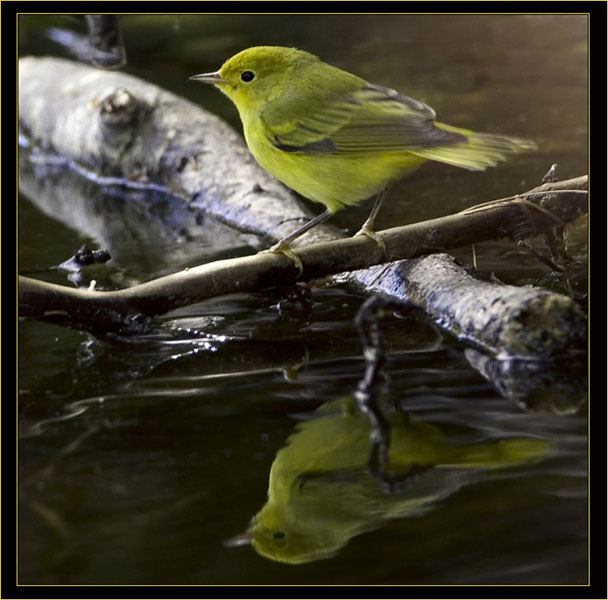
261;82;466;155
331;84;467;153
260;78;362;154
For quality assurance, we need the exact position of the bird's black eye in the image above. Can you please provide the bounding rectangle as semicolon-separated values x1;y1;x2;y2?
273;531;286;540
241;71;255;82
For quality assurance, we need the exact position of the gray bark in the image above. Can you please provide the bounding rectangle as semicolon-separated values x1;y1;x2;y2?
18;55;340;245
18;56;587;358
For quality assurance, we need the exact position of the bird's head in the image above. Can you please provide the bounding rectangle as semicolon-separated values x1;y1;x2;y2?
190;45;318;114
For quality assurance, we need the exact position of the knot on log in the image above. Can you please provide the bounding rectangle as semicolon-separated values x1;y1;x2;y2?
99;88;140;128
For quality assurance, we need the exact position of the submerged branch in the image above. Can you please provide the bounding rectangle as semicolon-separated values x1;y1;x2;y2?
19;175;587;355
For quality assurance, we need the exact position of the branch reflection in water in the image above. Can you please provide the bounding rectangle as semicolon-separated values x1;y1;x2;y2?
227;297;549;564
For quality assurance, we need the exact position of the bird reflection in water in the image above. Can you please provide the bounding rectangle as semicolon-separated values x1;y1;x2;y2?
227;395;548;564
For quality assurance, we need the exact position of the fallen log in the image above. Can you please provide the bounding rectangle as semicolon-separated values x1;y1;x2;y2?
18;56;587;357
18;177;587;356
18;55;340;245
357;253;586;356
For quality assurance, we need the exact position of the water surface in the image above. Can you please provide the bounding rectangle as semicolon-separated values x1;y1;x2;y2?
18;13;588;586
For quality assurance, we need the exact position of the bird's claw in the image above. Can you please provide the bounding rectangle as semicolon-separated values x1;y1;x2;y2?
260;242;304;276
354;225;386;252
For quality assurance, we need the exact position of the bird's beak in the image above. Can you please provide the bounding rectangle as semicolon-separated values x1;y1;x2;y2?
223;530;253;547
189;71;226;85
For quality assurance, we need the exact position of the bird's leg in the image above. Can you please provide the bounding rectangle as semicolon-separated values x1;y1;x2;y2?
260;209;333;275
271;209;333;248
354;188;390;251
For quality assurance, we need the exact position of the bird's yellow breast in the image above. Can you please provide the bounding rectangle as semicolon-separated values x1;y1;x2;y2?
244;120;425;212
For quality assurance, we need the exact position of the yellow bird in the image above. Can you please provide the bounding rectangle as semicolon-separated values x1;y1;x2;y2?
191;46;535;262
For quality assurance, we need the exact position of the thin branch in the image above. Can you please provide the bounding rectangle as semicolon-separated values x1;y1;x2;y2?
19;176;587;341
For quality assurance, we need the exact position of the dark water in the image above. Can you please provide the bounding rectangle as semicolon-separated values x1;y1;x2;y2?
18;14;588;586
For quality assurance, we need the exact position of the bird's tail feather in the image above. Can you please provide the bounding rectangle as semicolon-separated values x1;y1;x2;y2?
412;122;537;171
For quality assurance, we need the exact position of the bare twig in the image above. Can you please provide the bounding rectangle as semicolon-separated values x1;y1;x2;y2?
19;176;587;344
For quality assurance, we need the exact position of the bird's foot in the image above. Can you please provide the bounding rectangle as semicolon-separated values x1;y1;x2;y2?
259;241;304;276
354;224;386;252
